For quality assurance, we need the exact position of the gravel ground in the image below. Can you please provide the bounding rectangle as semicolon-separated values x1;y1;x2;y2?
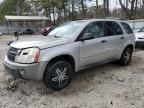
0;35;144;108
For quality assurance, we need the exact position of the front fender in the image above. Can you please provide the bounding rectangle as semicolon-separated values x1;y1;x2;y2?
39;42;80;72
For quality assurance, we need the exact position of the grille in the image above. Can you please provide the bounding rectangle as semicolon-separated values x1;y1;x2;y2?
7;47;19;61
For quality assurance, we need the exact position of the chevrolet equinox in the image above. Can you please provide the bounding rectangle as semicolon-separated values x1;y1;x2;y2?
4;19;135;90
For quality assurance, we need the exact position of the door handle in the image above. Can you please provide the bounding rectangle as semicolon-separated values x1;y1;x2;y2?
120;37;125;39
101;40;107;43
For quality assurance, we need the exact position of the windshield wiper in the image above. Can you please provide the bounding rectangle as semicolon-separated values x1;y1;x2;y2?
53;35;61;38
49;35;61;38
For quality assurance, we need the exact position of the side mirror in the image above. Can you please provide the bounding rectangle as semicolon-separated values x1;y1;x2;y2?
80;33;94;41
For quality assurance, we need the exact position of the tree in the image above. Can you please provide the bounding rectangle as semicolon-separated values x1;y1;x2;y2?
119;0;138;19
95;0;99;17
0;0;31;24
103;0;109;17
142;0;144;18
0;0;143;25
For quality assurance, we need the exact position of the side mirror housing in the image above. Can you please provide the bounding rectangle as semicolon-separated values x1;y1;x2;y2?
79;33;94;41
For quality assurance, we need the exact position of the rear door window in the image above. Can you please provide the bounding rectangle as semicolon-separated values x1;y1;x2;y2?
104;21;123;36
121;22;133;34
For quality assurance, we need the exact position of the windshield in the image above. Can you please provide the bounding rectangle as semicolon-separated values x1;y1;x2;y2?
48;21;85;38
138;26;144;32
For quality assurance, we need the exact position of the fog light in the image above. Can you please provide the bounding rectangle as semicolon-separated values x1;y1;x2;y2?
19;69;25;75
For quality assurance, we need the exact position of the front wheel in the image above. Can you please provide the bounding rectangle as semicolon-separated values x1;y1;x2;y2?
44;61;73;90
119;47;132;66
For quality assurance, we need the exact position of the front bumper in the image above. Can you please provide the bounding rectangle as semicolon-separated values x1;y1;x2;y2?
4;56;47;80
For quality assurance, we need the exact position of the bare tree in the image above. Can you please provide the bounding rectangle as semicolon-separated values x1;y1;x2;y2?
95;0;99;17
80;0;86;18
142;0;144;18
103;0;109;17
119;0;137;19
134;0;138;19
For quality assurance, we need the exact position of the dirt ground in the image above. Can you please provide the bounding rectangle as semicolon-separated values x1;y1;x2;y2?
0;35;144;108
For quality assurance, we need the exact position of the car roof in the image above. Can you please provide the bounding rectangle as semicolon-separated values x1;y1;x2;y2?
71;18;126;24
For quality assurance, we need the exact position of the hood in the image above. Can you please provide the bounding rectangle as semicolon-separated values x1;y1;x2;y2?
135;32;144;38
11;35;71;49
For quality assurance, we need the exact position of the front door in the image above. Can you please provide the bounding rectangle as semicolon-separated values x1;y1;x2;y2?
79;21;111;67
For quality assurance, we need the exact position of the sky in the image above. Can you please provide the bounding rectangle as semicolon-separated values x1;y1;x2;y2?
0;0;120;9
0;0;123;10
87;0;121;10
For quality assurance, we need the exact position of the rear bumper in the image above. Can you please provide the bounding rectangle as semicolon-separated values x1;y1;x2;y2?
4;56;47;80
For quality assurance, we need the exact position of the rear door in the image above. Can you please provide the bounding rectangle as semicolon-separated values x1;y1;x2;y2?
103;21;125;58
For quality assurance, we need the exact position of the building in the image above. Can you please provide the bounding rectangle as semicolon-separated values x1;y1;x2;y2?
4;15;49;34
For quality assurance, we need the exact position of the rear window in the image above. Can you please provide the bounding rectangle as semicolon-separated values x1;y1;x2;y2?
121;22;133;34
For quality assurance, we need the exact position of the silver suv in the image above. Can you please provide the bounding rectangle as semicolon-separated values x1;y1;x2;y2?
4;19;135;90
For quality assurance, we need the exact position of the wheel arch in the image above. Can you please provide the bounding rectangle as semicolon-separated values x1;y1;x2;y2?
43;54;76;79
125;44;134;52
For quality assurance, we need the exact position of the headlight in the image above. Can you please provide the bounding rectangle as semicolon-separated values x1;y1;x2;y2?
15;47;40;63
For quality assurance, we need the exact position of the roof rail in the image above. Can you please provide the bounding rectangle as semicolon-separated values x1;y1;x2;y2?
105;17;125;20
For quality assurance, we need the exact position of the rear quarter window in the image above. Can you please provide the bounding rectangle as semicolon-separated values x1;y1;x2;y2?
121;22;133;34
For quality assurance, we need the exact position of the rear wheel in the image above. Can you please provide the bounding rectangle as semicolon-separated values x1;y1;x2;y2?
44;61;73;90
119;47;132;66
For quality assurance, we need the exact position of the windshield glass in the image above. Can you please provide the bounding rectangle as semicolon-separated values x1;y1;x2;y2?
48;21;85;38
138;27;144;32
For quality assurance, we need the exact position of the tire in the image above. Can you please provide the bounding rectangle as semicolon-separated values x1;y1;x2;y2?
119;47;132;66
44;61;73;90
